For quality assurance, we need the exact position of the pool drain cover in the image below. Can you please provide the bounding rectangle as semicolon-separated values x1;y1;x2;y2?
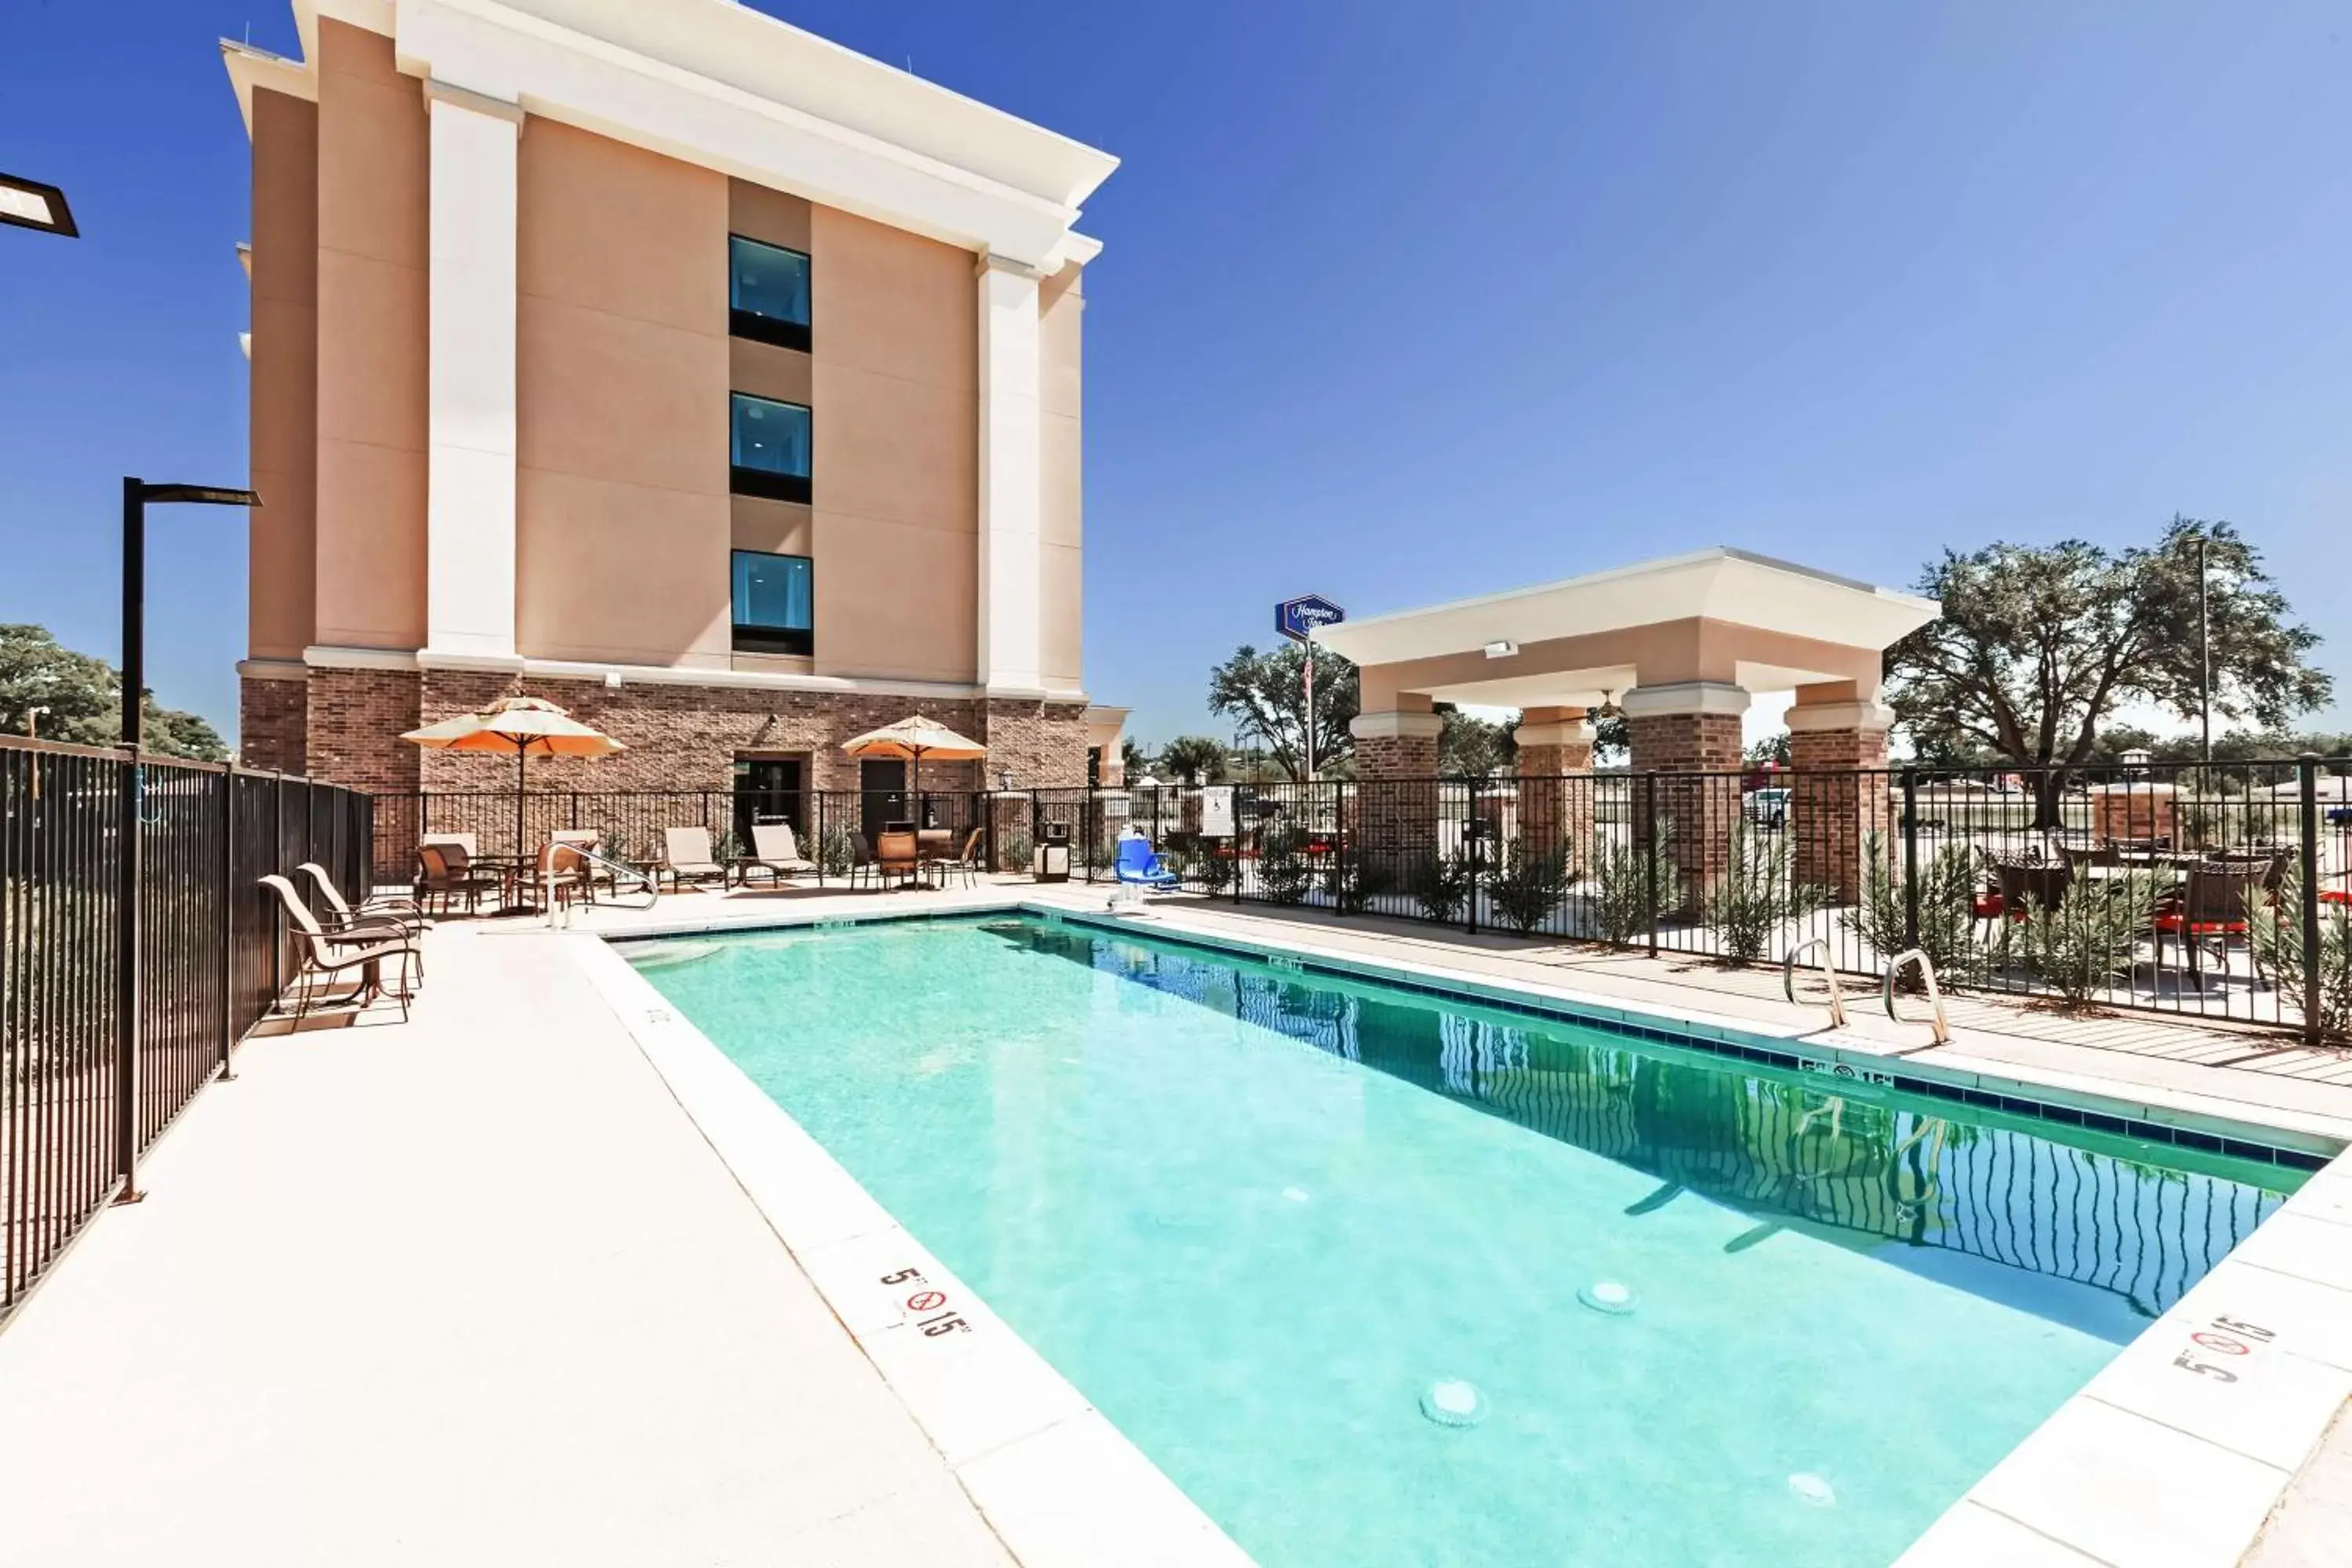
1788;1473;1835;1508
1577;1279;1638;1315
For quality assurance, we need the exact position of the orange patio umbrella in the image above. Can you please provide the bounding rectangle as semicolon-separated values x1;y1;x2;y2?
840;715;987;810
402;695;625;857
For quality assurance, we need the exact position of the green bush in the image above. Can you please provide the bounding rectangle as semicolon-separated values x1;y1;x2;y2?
2249;866;2352;1038
1705;818;1825;964
2010;873;2161;1006
817;823;859;877
1256;827;1314;905
1487;841;1574;934
1846;833;1986;985
1404;851;1472;924
1588;826;1675;946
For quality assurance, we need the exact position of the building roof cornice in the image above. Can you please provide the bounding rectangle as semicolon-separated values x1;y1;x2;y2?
250;0;1112;268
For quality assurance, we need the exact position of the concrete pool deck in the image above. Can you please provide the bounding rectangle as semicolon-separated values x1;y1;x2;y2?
2;877;2348;1565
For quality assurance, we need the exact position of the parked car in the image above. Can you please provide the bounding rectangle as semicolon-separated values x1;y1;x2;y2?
1744;787;1790;829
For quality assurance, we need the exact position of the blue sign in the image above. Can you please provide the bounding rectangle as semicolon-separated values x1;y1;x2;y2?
1276;593;1346;642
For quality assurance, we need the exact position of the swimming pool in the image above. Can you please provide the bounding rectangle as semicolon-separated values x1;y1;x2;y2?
628;913;2306;1568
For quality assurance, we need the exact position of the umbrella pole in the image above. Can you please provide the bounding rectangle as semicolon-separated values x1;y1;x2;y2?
516;744;528;871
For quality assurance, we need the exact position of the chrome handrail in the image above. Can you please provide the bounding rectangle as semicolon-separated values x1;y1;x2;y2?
1883;949;1952;1045
1782;938;1846;1028
571;845;659;912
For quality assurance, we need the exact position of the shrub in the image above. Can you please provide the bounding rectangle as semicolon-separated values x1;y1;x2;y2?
1323;858;1372;914
817;823;859;877
1846;832;1986;985
1705;818;1825;964
1404;851;1472;924
1588;826;1676;947
1256;827;1314;905
2010;873;2161;1007
1487;841;1574;934
996;826;1032;875
2248;866;2352;1038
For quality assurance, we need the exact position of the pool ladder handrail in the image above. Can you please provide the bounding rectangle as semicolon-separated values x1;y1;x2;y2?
1882;949;1952;1045
571;845;660;913
1781;938;1846;1029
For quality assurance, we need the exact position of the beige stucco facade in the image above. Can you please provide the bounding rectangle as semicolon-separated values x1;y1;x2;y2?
226;0;1120;791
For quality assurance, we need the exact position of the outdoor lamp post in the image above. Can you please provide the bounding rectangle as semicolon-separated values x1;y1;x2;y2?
115;477;262;1203
0;171;78;238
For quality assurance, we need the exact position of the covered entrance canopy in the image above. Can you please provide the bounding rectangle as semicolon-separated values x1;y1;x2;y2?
1318;547;1937;725
1316;548;1940;902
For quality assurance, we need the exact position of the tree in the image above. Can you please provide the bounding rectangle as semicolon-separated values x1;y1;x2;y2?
0;623;228;762
1885;518;2328;824
1158;735;1229;785
1435;705;1517;778
1120;736;1150;779
1744;732;1791;768
1207;642;1359;781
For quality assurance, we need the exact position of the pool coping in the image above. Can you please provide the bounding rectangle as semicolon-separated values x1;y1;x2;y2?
567;928;1258;1568
589;899;2352;1568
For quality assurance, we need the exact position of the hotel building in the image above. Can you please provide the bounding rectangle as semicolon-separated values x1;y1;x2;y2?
223;0;1127;818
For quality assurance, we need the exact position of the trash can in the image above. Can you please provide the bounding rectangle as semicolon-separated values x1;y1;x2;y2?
1036;820;1071;883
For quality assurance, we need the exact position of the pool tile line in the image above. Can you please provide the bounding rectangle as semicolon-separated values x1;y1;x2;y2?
1040;906;2341;1170
567;935;1258;1568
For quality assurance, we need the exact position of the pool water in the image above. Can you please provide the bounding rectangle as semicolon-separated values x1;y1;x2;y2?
631;916;2300;1568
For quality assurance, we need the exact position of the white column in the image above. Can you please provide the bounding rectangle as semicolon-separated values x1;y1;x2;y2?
423;82;521;665
976;255;1043;695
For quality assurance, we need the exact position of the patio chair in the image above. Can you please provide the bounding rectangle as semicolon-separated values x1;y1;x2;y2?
924;826;985;889
296;862;426;973
660;826;731;892
260;874;419;1022
737;822;817;889
514;841;587;917
1994;861;2073;920
549;828;612;901
1114;833;1182;892
844;831;881;889
876;829;923;889
417;842;505;916
2153;864;2268;993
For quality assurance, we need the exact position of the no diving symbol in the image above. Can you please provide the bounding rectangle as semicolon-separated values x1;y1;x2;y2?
906;1290;947;1312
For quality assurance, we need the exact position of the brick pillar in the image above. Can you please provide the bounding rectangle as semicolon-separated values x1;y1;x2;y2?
1785;699;1893;904
1514;706;1595;873
1624;682;1748;911
1350;708;1443;883
238;663;310;773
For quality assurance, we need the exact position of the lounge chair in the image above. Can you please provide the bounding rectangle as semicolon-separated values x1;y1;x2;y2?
661;826;731;892
1114;833;1182;891
417;842;505;916
296;862;426;973
736;822;817;888
260;874;420;1022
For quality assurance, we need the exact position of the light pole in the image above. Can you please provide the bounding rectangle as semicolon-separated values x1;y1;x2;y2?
0;171;78;238
2195;535;2212;763
116;477;262;1203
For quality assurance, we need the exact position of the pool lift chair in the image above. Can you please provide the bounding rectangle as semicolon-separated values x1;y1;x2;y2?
1109;829;1181;915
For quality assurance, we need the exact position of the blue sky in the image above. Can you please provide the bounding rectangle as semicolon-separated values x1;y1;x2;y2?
2;2;2347;750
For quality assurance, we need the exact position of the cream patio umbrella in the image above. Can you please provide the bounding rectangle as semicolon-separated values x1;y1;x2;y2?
403;695;626;859
841;715;988;820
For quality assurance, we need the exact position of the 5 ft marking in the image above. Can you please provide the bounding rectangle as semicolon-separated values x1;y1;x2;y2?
880;1267;973;1338
2172;1316;2274;1383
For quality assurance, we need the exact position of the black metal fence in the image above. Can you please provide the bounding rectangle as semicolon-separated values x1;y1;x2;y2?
2;738;372;1318
1104;758;2352;1040
372;756;2352;1040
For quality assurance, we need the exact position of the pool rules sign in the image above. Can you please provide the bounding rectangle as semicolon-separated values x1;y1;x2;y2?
1276;595;1345;782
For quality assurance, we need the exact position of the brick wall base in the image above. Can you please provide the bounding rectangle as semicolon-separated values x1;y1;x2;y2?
285;667;1091;797
1515;738;1597;872
238;675;308;773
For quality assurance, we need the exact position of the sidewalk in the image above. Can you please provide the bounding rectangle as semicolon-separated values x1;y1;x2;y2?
0;923;1014;1567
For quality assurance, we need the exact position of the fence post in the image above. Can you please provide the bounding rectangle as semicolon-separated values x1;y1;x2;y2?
1464;781;1481;935
219;771;236;1081
2301;754;2323;1046
570;790;579;831
1642;771;1660;959
114;749;144;1202
1901;766;1921;953
271;771;286;1010
815;789;827;889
